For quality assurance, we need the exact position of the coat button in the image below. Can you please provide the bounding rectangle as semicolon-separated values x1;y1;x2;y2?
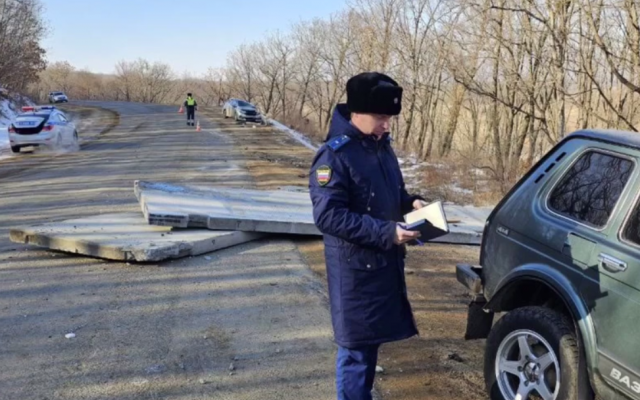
371;192;375;197
366;264;371;269
367;207;371;211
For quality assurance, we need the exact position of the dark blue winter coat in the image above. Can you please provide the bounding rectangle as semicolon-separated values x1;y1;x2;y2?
309;103;422;348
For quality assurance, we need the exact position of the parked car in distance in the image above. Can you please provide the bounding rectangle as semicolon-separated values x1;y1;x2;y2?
48;91;68;103
222;98;264;124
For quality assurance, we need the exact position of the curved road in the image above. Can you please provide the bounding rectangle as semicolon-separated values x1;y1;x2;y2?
0;102;336;400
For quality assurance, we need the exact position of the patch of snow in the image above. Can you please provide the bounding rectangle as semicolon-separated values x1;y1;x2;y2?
402;164;422;174
0;98;16;150
424;162;448;169
0;98;15;126
447;183;474;195
398;156;431;191
470;168;487;177
268;119;319;151
0;128;7;151
0;127;7;149
0;95;36;153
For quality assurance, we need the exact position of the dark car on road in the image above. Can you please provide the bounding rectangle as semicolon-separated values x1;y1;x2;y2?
457;129;640;400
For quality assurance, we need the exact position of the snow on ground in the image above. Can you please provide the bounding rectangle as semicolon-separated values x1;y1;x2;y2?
0;97;14;126
0;98;16;149
0;95;36;155
268;119;320;151
267;118;430;188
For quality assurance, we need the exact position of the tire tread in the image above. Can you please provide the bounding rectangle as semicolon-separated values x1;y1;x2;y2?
484;306;588;400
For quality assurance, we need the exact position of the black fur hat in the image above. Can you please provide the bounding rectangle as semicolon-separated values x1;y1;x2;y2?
346;72;402;115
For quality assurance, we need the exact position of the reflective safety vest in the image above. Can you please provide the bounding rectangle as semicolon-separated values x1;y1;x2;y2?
186;97;195;106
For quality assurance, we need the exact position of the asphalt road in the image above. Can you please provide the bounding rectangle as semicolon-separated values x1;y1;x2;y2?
0;101;337;400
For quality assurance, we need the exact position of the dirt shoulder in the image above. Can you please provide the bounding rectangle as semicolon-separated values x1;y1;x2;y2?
60;104;120;145
204;110;488;399
200;110;315;190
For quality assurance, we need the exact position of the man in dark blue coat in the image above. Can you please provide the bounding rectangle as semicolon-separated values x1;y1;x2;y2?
309;72;427;400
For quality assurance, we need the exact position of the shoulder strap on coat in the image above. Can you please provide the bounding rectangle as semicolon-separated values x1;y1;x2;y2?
326;135;351;152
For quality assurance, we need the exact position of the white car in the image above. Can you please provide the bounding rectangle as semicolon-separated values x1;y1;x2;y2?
8;106;78;153
48;91;68;103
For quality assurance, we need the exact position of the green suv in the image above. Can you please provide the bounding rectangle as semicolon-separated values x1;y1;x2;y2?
457;129;640;400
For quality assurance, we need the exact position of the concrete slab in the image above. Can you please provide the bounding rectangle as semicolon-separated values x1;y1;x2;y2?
134;180;320;235
134;181;490;245
9;213;265;262
429;204;491;245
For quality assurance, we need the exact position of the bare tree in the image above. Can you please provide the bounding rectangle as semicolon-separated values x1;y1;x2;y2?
317;11;360;130
36;0;640;193
291;20;324;119
203;67;229;106
394;0;446;148
0;0;47;93
43;61;74;92
227;44;258;103
115;60;135;102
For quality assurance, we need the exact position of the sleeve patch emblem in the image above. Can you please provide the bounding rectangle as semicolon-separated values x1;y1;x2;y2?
316;165;332;186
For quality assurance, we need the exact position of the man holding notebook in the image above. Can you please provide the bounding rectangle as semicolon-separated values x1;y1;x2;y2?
309;72;427;400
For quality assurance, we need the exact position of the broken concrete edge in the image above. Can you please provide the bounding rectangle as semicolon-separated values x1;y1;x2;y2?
136;190;193;229
206;217;321;235
133;180;481;245
10;227;139;261
134;180;308;201
9;227;266;263
146;211;191;229
135;180;188;196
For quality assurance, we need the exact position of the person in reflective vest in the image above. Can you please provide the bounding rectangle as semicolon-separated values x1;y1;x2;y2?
184;93;198;126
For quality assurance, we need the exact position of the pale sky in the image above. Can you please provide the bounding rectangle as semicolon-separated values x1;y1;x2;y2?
40;0;346;76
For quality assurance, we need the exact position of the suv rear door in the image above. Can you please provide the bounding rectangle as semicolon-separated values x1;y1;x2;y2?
537;142;640;400
545;143;640;400
579;151;640;400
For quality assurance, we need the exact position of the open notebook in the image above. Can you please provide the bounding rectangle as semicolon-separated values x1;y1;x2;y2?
402;200;450;242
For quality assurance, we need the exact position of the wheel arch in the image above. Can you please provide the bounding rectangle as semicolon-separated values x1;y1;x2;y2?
485;264;598;373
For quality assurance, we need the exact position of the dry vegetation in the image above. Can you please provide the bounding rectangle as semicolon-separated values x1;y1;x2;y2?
0;0;46;94
22;0;640;203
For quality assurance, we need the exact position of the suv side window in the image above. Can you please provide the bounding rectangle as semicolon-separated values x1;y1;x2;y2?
622;198;640;246
548;150;634;229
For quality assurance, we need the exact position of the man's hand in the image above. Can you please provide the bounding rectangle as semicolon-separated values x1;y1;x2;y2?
394;224;421;244
412;199;427;210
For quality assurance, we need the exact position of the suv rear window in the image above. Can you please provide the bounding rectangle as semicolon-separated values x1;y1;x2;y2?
548;150;633;228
